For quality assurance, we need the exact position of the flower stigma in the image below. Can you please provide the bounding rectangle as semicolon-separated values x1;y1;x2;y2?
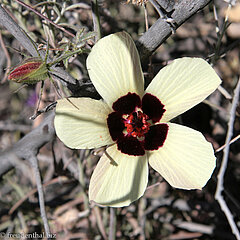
123;110;150;139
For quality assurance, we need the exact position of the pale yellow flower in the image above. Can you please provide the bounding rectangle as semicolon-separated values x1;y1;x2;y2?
54;32;221;207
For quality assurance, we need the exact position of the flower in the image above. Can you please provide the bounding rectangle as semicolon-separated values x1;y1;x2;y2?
54;32;221;207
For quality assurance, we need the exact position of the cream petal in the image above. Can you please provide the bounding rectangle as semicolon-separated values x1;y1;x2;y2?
54;98;113;149
148;123;216;190
89;144;148;207
145;58;221;123
86;32;144;108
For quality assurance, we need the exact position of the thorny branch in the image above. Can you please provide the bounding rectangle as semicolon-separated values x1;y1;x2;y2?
136;0;212;62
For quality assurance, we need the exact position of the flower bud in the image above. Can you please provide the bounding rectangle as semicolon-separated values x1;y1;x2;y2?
8;57;48;84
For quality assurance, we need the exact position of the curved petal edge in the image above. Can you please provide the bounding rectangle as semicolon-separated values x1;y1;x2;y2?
145;57;222;123
148;123;216;190
54;98;113;149
87;31;144;108
89;144;148;207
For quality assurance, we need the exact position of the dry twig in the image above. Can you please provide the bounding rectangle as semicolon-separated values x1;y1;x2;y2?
109;208;116;240
14;0;75;38
0;31;11;83
215;78;240;240
28;155;51;236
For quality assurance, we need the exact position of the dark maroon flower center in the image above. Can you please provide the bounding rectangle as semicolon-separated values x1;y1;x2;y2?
107;92;169;156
